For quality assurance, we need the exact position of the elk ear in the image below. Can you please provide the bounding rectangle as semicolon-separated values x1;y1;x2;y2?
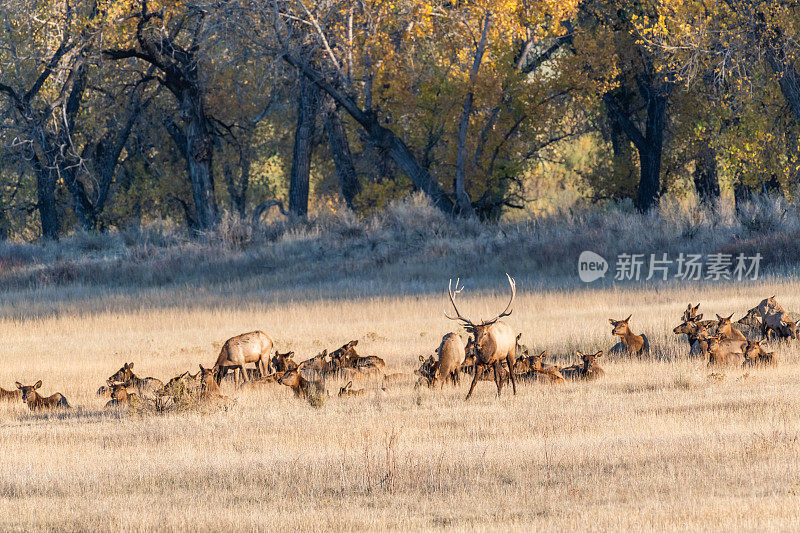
15;382;22;389
594;351;603;358
716;314;722;320
199;364;205;372
608;319;615;325
624;314;632;322
539;350;547;357
575;351;584;357
34;380;42;389
350;340;358;347
727;313;734;320
128;363;134;370
696;314;703;321
346;381;352;389
288;351;294;357
516;333;522;341
419;355;424;363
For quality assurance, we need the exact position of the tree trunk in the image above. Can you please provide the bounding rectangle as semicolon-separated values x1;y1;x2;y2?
693;141;720;203
181;89;218;230
36;168;59;240
289;76;319;217
323;103;361;210
636;86;668;212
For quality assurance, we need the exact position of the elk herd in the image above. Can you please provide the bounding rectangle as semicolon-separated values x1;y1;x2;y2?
0;277;795;413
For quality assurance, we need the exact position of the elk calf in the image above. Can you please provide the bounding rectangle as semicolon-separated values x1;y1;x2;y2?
16;381;69;410
609;315;649;355
105;383;139;409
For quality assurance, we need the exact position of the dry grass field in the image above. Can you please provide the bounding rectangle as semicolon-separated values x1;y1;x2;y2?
2;275;800;531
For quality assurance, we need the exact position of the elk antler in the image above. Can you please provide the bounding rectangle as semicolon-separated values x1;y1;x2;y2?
483;273;516;325
444;278;475;326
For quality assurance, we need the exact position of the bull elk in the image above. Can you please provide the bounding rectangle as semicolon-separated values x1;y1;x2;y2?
213;331;273;385
15;381;69;410
445;274;518;400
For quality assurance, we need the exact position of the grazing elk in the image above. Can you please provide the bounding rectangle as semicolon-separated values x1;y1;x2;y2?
105;382;138;409
561;351;605;380
271;351;298;373
430;333;466;388
107;363;164;398
609;315;649;355
743;340;778;367
706;335;745;368
445;274;518;400
0;385;22;402
213;331;273;385
15;381;69;410
338;381;366;397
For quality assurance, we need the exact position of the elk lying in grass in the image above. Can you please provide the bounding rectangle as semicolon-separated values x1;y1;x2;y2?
15;381;69;410
446;274;518;400
609;315;649;355
213;330;273;385
107;363;163;398
561;351;605;380
715;314;747;342
750;297;798;340
430;333;465;388
199;365;229;402
278;369;323;399
338;381;366;397
382;373;409;386
105;382;138;409
0;385;22;402
329;340;386;371
706;335;745;368
673;320;715;357
743;340;778;367
271;351;298;373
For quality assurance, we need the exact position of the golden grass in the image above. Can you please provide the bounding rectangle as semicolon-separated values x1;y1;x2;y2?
1;279;800;531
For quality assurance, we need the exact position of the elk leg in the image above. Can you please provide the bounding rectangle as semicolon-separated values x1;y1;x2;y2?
493;361;503;397
465;365;480;400
506;355;517;396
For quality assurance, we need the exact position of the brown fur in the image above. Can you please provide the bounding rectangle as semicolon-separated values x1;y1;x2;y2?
706;335;746;368
213;331;273;385
561;351;605;381
105;382;139;409
338;381;366;397
0;385;22;402
107;363;163;398
199;365;228;401
271;351;298;373
278;369;323;399
609;315;649;355
16;381;69;410
743;340;778;367
715;314;747;342
431;332;466;388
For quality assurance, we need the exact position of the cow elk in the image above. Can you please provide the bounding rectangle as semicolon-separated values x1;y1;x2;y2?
715;314;747;342
609;315;649;355
430;333;466;388
743;340;778;367
107;363;164;398
199;364;229;402
706;335;745;368
16;381;69;410
213;331;273;385
561;351;605;381
105;382;138;409
278;369;323;399
751;297;797;340
271;351;298;373
445;274;518;400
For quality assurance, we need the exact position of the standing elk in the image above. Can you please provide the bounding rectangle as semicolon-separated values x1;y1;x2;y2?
445;274;518;400
430;333;466;388
213;331;273;385
15;381;70;410
751;297;798;340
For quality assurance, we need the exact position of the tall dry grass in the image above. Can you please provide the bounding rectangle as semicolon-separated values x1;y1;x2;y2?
1;278;800;530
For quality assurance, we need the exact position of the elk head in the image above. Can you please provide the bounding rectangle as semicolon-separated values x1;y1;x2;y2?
577;350;602;371
16;380;42;403
715;313;735;334
682;303;701;322
609;315;632;337
673;320;699;335
108;362;135;385
444;274;516;356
